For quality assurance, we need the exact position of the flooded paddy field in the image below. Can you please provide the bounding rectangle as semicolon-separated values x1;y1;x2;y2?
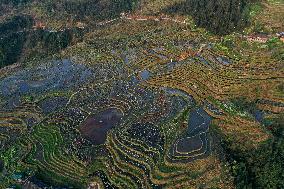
127;122;164;149
39;96;69;115
0;59;93;97
0;59;95;112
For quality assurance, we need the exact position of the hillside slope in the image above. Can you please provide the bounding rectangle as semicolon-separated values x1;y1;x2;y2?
0;0;283;189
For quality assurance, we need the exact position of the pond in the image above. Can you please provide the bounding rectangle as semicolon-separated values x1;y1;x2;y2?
204;101;223;115
148;48;168;60
254;109;265;123
175;134;203;153
216;56;231;65
171;132;210;163
79;108;123;145
169;107;213;163
197;56;210;65
139;70;151;80
166;61;178;71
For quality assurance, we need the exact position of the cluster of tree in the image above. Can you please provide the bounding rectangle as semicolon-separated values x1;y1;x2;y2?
45;0;139;21
35;167;85;189
0;15;33;36
0;0;32;6
0;29;83;68
39;28;83;54
217;101;284;189
0;0;142;68
233;115;284;188
0;32;27;68
164;0;259;35
0;159;4;172
0;15;33;68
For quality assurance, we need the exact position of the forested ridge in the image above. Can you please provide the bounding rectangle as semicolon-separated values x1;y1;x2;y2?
214;99;284;188
0;15;32;68
165;0;260;34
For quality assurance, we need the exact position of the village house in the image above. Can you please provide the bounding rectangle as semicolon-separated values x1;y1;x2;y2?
88;182;100;189
276;32;284;42
32;20;46;30
178;49;197;61
120;12;127;19
246;33;269;43
76;22;86;29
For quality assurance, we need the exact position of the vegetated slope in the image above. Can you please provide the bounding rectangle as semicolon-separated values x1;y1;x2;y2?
0;15;84;68
0;0;262;68
0;0;140;68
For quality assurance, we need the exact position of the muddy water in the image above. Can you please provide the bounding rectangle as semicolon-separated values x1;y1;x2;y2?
176;134;202;153
140;70;151;80
79;108;123;145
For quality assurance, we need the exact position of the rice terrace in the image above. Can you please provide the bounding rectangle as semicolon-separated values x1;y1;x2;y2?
0;0;283;188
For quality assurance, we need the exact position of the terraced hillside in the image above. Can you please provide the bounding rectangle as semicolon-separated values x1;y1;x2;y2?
0;0;283;189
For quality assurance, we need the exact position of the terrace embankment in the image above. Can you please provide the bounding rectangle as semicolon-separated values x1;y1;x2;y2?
169;107;213;163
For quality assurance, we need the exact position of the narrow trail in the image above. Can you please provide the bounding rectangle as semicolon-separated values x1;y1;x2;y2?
97;13;190;26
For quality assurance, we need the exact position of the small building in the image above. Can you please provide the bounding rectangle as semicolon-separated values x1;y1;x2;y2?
120;12;127;19
246;34;269;43
178;49;196;61
276;32;284;37
276;32;284;42
76;22;86;29
33;20;46;30
88;182;100;189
